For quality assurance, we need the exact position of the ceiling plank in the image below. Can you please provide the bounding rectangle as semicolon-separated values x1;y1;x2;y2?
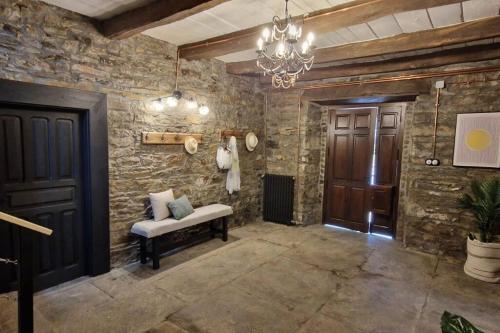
302;79;431;101
259;43;500;83
99;0;230;39
178;0;464;60
228;16;500;75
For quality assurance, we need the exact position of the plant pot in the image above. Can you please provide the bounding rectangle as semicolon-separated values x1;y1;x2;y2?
464;236;500;283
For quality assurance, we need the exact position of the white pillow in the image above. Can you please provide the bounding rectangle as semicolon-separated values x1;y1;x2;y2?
149;189;175;221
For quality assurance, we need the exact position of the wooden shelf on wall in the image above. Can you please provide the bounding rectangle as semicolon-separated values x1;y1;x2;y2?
220;129;246;139
142;132;203;145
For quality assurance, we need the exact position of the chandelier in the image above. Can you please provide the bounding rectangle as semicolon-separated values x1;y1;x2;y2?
256;0;315;89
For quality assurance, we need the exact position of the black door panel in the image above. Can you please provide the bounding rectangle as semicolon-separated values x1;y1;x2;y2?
0;108;85;292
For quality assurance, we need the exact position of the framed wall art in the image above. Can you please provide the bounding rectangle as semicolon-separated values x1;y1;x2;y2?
453;112;500;168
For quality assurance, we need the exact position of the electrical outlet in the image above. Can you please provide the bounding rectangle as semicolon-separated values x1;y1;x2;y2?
425;158;440;166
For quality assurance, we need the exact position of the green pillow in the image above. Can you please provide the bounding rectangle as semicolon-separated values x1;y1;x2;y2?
167;195;195;220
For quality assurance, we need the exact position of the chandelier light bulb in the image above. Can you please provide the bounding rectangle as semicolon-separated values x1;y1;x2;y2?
288;24;297;39
301;41;309;54
307;32;314;44
164;96;178;108
276;43;285;57
257;38;264;51
198;105;209;116
151;99;164;111
187;98;198;109
262;27;270;42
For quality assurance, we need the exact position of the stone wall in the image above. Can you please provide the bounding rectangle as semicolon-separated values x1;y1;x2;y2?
398;67;500;258
296;102;326;225
0;0;265;265
265;90;326;224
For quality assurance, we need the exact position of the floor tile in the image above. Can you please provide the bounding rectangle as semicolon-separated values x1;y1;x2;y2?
169;285;305;333
320;274;428;333
153;239;287;302
232;256;341;322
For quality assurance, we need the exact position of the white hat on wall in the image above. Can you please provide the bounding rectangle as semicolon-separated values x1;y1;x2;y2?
245;132;258;152
184;136;198;155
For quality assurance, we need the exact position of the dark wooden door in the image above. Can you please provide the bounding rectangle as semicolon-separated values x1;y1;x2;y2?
324;104;404;237
369;105;404;235
324;107;377;232
0;107;85;292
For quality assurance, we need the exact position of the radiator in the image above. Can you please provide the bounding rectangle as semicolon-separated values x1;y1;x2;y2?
263;174;294;224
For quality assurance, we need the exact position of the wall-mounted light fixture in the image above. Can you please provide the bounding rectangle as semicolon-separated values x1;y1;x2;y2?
187;98;198;109
151;99;164;111
198;104;209;116
150;50;209;114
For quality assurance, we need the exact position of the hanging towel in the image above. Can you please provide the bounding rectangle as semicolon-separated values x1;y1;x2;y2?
216;146;232;170
226;136;240;194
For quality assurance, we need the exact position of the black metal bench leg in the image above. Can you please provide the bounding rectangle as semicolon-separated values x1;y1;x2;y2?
209;220;217;239
152;237;160;270
139;237;147;264
222;216;228;242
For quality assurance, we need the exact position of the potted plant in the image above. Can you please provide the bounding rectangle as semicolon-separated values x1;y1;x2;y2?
458;178;500;283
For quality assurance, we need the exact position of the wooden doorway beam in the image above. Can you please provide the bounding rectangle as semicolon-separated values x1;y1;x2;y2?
227;16;500;75
301;79;431;101
179;0;463;60
99;0;230;39
259;43;500;84
299;65;500;101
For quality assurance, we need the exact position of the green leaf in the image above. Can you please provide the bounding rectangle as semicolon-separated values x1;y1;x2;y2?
441;311;484;333
458;178;500;241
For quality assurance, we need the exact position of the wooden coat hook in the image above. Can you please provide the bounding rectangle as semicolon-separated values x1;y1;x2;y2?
142;132;203;145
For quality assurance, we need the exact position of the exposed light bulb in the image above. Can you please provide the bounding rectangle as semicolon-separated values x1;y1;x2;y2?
276;43;285;57
164;96;178;108
257;38;264;51
198;105;209;116
151;99;164;111
262;27;270;42
187;98;198;109
288;24;297;39
301;41;309;54
307;32;314;44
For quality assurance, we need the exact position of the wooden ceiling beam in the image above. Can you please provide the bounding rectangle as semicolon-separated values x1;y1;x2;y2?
179;0;463;60
228;16;500;75
259;43;500;84
99;0;230;39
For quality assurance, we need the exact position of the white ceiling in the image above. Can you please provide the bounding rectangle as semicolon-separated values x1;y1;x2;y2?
42;0;154;19
42;0;500;63
142;0;353;45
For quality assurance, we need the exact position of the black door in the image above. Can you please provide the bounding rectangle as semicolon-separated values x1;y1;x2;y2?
0;107;86;291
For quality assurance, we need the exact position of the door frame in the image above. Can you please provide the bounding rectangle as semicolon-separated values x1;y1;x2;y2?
0;79;110;277
322;102;406;237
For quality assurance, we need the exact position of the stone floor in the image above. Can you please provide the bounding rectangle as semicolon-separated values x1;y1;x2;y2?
1;222;499;333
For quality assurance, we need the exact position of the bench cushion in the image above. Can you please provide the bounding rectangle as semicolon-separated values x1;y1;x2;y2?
131;204;233;238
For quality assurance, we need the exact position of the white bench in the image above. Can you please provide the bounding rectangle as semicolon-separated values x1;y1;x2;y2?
131;204;233;269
